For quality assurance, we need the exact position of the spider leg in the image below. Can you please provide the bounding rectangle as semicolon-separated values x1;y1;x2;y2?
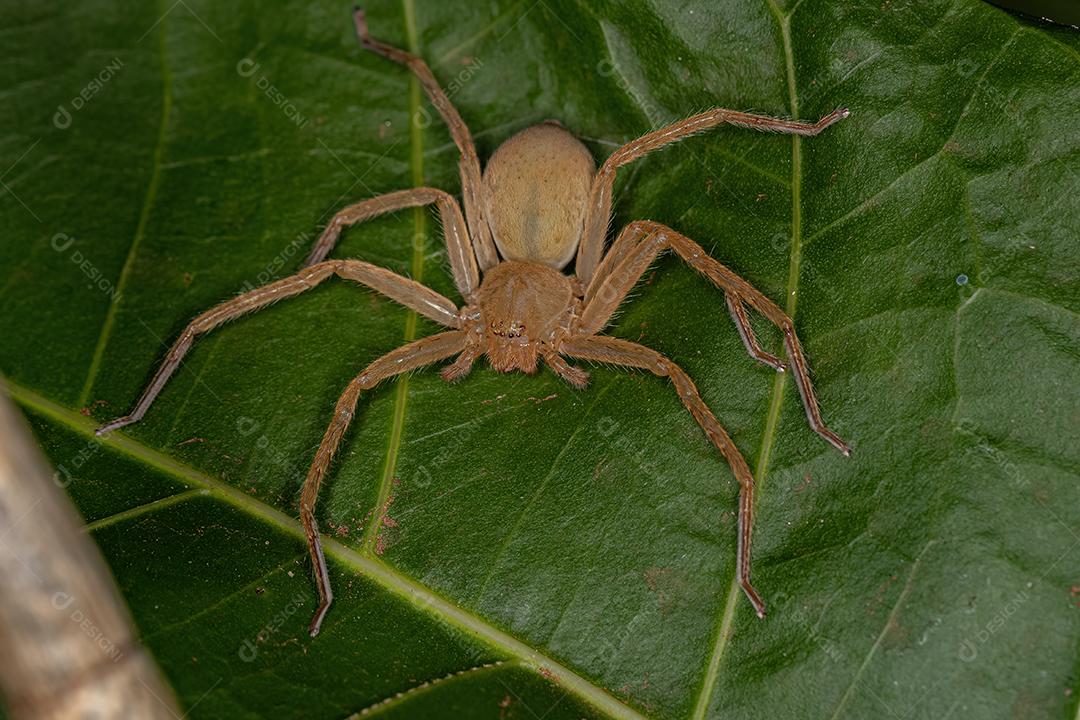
440;345;482;382
543;351;590;388
303;330;466;636
585;224;781;373
560;335;765;618
584;220;653;306
579;221;849;456
354;8;499;271
575;107;848;285
94;260;460;435
306;188;479;299
726;296;786;372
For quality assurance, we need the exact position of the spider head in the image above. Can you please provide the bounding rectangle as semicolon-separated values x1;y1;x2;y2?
485;317;539;375
477;261;576;375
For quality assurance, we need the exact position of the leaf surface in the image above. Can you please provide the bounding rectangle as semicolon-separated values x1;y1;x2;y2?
2;0;1079;718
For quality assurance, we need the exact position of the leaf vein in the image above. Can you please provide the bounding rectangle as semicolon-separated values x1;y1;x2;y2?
6;382;649;720
364;0;430;553
826;540;935;720
83;489;207;533
692;4;798;716
145;553;305;642
76;2;173;407
593;16;792;188
802;25;1022;248
346;660;510;718
474;380;617;603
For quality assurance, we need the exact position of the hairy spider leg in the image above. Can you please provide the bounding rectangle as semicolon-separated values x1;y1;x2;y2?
354;8;499;271
560;335;766;618
302;331;467;636
305;187;479;298
94;260;460;435
584;221;786;373
579;220;850;456
575;107;849;284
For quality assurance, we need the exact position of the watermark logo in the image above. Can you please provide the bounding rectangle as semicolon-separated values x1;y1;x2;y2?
51;233;121;300
237;591;308;662
50;591;125;663
54;58;124;130
237;59;311;129
957;589;1029;662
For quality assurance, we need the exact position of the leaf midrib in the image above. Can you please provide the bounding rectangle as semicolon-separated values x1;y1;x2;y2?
364;0;428;553
691;2;804;717
590;2;814;713
6;380;648;720
76;0;172;407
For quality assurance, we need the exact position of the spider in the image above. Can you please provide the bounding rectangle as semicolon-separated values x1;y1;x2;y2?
96;9;851;637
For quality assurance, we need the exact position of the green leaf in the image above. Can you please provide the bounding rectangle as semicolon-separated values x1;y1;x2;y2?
2;0;1079;718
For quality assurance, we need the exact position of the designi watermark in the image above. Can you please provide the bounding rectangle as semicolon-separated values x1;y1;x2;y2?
237;59;311;129
51;233;121;300
238;590;308;661
53;58;124;130
50;591;125;663
958;588;1030;662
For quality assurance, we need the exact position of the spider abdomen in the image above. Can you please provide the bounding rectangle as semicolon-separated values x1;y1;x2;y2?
482;121;595;270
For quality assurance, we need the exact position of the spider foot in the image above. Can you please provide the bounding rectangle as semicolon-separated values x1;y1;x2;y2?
352;6;370;42
441;352;477;383
354;6;388;57
353;6;406;62
739;579;767;619
95;417;133;436
440;366;468;383
545;353;589;389
561;366;589;389
815;426;851;457
757;351;787;373
817;107;850;130
309;600;332;638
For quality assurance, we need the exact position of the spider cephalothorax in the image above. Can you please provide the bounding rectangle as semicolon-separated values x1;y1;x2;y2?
466;260;579;378
96;8;851;637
